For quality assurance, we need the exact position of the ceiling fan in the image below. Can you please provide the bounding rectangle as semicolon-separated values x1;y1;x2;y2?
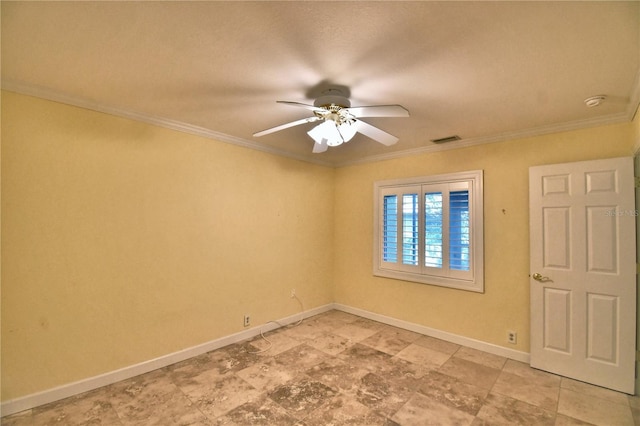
253;88;409;153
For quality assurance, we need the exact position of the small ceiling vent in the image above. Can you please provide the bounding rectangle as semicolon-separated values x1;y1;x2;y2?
431;135;461;144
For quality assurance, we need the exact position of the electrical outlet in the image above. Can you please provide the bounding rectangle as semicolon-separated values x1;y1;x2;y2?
243;314;250;327
507;330;517;344
290;288;296;298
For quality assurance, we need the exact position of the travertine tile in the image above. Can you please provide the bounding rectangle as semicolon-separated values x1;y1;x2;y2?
417;370;489;416
352;372;414;417
333;322;380;342
561;377;630;406
392;392;475;425
304;331;355;356
454;346;507;370
304;357;370;393
175;373;260;420
107;369;211;425
267;376;338;419
501;359;561;387
248;330;302;356
32;388;122;426
554;413;597;425
2;310;633;426
438;356;502;390
557;388;634;426
395;342;451;369
475;393;556;425
360;325;421;356
235;357;297;392
491;371;559;411
278;319;331;341
337;343;394;373
303;394;395;425
213;395;302;425
273;343;330;373
413;335;461;356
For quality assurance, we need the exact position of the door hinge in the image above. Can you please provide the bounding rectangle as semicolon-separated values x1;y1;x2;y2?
635;176;640;188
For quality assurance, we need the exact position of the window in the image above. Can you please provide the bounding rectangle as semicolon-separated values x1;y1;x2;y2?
374;170;484;292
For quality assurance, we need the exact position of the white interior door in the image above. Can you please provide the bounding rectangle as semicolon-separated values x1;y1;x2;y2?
529;157;636;394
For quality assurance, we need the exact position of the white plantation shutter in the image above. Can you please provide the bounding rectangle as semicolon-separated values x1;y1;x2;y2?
374;171;483;292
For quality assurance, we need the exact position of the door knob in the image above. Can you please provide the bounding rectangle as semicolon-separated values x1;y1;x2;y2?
532;272;548;282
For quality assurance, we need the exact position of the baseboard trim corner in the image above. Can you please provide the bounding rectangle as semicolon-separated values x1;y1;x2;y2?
333;304;531;364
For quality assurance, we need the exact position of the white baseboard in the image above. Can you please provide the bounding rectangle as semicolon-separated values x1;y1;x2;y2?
333;304;531;364
1;303;530;417
0;303;334;417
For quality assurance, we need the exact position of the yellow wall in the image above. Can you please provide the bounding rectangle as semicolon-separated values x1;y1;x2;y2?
333;122;636;352
1;90;637;402
1;91;335;400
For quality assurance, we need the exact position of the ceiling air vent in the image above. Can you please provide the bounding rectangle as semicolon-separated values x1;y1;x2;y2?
431;135;461;144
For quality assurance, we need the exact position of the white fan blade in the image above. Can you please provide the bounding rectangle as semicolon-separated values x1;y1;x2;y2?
346;105;409;118
355;120;399;146
253;116;320;137
277;101;326;114
312;140;328;153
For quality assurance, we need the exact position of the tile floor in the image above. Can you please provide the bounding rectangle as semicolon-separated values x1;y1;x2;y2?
3;310;640;425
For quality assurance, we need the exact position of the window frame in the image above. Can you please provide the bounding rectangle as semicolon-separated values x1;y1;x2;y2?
373;170;484;293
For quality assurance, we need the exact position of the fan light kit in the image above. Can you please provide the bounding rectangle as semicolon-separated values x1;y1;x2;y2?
253;88;409;153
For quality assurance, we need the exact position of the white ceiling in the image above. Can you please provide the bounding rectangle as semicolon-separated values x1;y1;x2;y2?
2;1;639;166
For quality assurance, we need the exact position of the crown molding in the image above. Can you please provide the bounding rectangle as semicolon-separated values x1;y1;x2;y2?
336;112;632;167
0;80;334;168
3;78;638;169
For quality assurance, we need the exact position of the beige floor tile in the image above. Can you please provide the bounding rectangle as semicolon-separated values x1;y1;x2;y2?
304;357;370;393
554;413;597;425
438;356;502;390
273;343;330;373
235;357;297;392
248;330;303;356
392;392;475;425
108;370;211;425
333;322;380;342
561;377;630;406
267;376;338;419
3;310;633;426
277;319;331;341
213;394;302;425
32;388;122;426
557;388;634;426
413;335;461;356
352;372;414;417
360;326;421;356
454;346;507;370
491;371;559;411
303;331;355;356
475;393;556;425
337;343;394;374
417;370;489;416
303;394;392;425
395;342;452;369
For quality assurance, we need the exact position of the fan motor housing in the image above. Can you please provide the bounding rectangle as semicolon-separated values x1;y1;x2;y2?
314;95;351;109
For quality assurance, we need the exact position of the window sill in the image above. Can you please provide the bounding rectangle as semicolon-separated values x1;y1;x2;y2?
373;268;484;293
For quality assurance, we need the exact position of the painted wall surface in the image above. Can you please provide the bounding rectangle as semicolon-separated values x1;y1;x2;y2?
1;92;335;400
333;122;636;353
2;89;637;402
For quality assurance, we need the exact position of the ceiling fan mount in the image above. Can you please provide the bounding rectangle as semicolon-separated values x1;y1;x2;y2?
313;88;351;109
253;87;409;153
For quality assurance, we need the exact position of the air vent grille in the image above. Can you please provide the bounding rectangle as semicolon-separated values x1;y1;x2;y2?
431;135;461;144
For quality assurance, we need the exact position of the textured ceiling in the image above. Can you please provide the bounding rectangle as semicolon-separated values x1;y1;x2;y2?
2;1;639;166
